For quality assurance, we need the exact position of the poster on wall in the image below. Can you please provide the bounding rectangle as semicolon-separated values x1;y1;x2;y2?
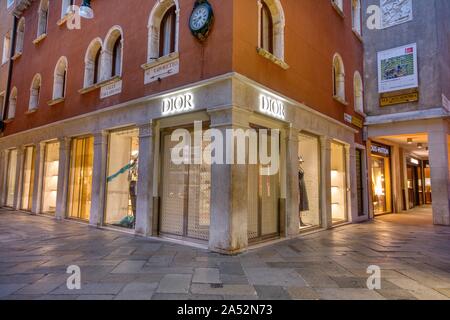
381;0;413;29
377;43;418;93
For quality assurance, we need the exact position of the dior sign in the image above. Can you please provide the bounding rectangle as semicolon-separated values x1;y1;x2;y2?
259;95;286;120
162;93;195;116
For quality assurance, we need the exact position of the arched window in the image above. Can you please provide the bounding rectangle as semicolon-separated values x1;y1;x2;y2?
7;87;17;120
160;6;176;57
29;74;42;111
332;0;344;12
260;1;273;54
333;54;346;101
53;57;68;100
37;0;49;37
61;0;75;18
15;17;25;55
354;71;364;113
352;0;362;35
112;35;122;77
103;27;123;79
148;0;179;61
84;38;102;87
257;0;285;61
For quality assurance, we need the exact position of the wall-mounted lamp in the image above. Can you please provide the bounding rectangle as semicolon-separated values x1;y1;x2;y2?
407;138;413;144
80;0;94;19
417;143;423;149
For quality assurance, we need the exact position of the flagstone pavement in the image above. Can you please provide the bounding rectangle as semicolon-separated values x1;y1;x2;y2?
0;206;449;300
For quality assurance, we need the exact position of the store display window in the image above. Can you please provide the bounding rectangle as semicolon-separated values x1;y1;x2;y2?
42;142;60;215
331;141;347;224
5;149;18;207
298;132;321;230
21;146;36;211
67;136;94;221
105;128;139;229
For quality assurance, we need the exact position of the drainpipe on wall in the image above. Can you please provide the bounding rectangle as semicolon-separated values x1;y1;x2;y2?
0;15;18;132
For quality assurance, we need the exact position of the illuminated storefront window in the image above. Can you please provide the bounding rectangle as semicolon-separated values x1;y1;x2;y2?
105;128;139;229
21;146;36;211
67;136;94;221
371;143;392;215
42;142;59;215
298;132;321;230
331;141;347;224
5;149;18;207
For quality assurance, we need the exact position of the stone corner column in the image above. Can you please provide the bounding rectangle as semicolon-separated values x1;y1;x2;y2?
55;137;71;220
428;124;450;226
320;136;332;229
13;147;24;211
31;142;45;215
207;107;250;255
89;131;108;227
285;126;300;237
135;121;156;237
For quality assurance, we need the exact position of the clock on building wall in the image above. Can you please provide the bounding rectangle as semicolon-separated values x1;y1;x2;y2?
189;0;214;42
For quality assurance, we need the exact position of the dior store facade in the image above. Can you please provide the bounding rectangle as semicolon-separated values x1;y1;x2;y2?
0;73;368;254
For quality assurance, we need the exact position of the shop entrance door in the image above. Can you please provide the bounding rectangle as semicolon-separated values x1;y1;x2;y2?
159;129;211;242
248;127;280;243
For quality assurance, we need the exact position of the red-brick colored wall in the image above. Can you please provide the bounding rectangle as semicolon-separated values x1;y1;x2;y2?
5;0;233;135
5;0;364;144
233;0;364;143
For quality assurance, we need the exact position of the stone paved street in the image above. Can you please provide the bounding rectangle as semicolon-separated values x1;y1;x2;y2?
0;207;449;300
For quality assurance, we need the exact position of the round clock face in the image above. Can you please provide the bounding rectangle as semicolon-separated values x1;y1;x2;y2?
190;4;210;31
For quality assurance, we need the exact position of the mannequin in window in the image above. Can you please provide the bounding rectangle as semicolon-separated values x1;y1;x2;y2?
299;156;310;227
128;153;139;224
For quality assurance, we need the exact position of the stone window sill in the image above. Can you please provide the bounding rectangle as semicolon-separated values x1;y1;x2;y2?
141;52;179;70
25;108;38;115
331;2;345;18
47;97;65;106
32;33;47;45
11;52;22;60
352;29;363;42
256;47;289;70
333;95;349;106
57;12;74;26
79;76;122;94
3;118;14;123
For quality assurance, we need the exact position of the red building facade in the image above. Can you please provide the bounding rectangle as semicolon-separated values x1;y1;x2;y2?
0;0;366;254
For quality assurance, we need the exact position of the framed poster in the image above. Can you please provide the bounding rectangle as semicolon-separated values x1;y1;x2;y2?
377;43;418;93
381;0;413;29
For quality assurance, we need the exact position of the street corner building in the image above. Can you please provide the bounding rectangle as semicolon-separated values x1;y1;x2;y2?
0;0;447;256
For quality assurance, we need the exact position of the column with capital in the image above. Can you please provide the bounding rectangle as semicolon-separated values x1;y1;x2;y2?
89;132;108;227
55;137;71;220
31;143;45;214
14;147;24;211
135;122;156;237
285;126;300;237
208;107;250;254
320;136;332;229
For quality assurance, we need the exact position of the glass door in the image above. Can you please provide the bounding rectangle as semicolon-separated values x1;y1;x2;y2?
159;129;211;241
21;146;36;211
67;136;94;221
372;155;392;215
5;149;18;207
